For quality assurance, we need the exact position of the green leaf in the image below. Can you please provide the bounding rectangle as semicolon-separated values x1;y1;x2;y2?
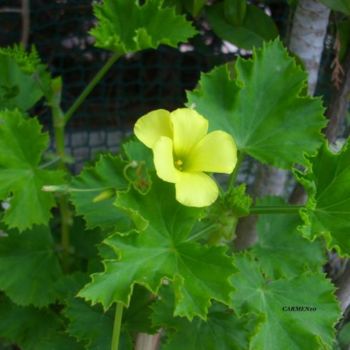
91;0;197;54
79;177;235;320
65;286;152;349
251;197;325;278
0;45;50;111
0;110;64;230
152;286;249;350
0;226;62;307
0;297;83;350
232;255;340;350
54;272;89;302
319;0;350;14
298;142;350;256
224;0;247;26
64;298;113;350
70;154;131;231
187;40;326;168
122;139;154;170
183;0;207;17
206;3;278;50
123;285;156;334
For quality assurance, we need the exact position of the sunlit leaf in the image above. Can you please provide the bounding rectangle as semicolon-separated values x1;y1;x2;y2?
91;0;197;54
187;40;326;168
79;177;235;320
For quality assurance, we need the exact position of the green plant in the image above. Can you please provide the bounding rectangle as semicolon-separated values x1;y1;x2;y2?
0;1;349;349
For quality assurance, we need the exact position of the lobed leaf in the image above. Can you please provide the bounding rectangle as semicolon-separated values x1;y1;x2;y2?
0;45;50;111
64;298;113;350
0;109;64;230
231;255;340;350
187;40;327;169
90;0;197;54
79;177;235;320
298;142;350;256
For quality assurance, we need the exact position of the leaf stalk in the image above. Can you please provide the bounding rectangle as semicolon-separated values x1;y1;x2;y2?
250;205;304;214
49;80;72;271
111;303;124;350
64;52;121;124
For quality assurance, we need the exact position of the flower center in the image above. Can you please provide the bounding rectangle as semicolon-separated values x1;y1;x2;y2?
175;159;184;171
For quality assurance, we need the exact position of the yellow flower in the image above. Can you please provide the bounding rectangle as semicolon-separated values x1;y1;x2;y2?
134;108;237;207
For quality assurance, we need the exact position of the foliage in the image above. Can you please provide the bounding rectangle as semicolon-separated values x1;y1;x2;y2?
0;109;64;230
69;154;131;231
90;0;197;54
0;226;62;307
251;197;326;278
187;40;327;169
206;2;278;49
0;45;50;111
0;0;346;349
298;142;350;256
231;255;340;350
320;0;350;15
79;177;235;320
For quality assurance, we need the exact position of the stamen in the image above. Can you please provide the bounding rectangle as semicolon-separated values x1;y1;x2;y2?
175;159;183;170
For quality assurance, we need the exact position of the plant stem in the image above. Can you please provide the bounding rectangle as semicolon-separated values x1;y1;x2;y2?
64;52;121;124
50;78;72;271
111;303;124;350
228;151;244;189
250;205;304;215
185;224;220;242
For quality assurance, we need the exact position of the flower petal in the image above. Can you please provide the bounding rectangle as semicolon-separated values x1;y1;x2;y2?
134;109;173;148
186;131;237;174
170;108;208;157
175;172;219;207
153;136;180;183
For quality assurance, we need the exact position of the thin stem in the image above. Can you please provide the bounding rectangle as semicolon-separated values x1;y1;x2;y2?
64;52;121;124
39;156;61;169
111;303;124;350
250;205;304;215
42;185;111;193
228;151;244;189
50;79;72;271
185;224;219;242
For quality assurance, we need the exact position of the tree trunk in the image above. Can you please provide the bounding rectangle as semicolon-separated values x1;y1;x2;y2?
289;0;330;95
